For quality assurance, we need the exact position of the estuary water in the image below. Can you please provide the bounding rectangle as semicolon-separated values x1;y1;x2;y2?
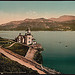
0;31;75;74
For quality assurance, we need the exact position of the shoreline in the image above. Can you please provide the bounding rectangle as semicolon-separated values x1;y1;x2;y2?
0;30;73;31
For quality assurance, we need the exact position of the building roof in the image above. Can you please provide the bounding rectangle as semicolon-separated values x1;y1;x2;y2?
32;38;35;40
25;33;31;36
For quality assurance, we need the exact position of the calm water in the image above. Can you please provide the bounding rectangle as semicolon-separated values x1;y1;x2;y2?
0;31;75;74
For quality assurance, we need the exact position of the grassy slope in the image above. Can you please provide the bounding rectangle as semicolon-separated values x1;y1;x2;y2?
0;37;43;64
7;43;29;56
0;37;28;56
0;53;38;74
0;37;14;47
0;37;38;73
59;20;75;31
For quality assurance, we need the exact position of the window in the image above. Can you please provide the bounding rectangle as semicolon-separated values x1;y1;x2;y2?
19;36;21;39
29;41;30;43
29;37;30;39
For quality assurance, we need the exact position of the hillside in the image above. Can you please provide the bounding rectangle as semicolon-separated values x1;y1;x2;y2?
6;43;29;56
50;15;75;22
0;15;75;31
0;53;38;73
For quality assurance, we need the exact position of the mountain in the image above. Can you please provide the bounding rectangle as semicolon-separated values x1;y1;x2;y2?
0;15;75;31
0;18;53;31
50;15;75;22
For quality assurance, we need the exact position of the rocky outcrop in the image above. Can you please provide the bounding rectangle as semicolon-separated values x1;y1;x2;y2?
25;47;37;60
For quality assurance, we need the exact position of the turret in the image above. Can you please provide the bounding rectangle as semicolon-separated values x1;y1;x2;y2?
27;28;31;34
19;33;21;35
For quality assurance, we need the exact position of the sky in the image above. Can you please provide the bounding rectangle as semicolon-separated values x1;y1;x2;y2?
0;1;75;24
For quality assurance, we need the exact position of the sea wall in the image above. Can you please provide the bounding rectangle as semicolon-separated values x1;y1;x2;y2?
25;44;44;64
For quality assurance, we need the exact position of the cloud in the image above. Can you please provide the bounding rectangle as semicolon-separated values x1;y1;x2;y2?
25;11;39;18
0;10;40;24
0;10;60;24
0;11;26;24
0;10;71;24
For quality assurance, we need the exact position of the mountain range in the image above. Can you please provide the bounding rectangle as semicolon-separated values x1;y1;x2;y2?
1;15;75;31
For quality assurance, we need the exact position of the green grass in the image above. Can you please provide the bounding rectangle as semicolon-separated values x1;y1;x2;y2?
0;37;43;65
0;37;8;41
0;37;29;57
0;37;14;47
0;53;38;74
7;43;29;56
3;44;11;48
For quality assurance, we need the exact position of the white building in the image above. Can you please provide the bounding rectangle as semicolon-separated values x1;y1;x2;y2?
15;28;36;45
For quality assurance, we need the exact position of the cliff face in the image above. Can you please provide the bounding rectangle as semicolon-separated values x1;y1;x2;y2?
25;47;37;60
33;51;43;64
25;45;44;64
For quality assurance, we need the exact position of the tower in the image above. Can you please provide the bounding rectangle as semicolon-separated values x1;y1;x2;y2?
15;27;36;45
27;27;31;34
25;28;32;45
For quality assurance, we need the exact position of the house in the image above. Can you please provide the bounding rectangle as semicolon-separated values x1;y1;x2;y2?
15;28;37;45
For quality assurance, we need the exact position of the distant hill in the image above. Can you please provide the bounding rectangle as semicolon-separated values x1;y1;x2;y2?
1;15;75;31
50;15;75;22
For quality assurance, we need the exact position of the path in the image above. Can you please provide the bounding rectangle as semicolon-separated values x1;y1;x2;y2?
25;47;37;60
0;47;45;74
6;42;16;48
